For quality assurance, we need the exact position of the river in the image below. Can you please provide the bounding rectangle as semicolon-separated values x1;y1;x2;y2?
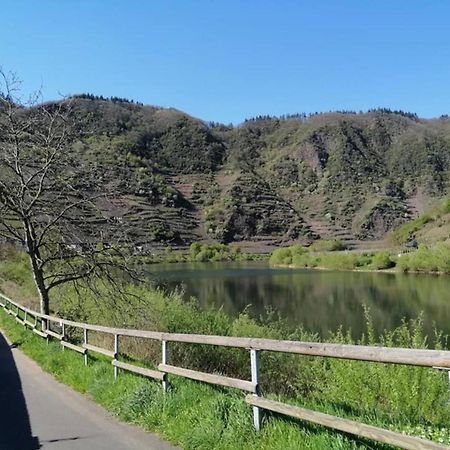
148;261;450;338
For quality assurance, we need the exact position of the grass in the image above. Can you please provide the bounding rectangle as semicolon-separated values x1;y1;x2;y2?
0;308;398;450
2;250;450;448
2;306;450;449
392;198;450;245
393;214;433;244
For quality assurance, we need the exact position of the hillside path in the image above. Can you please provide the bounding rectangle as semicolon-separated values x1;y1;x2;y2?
0;332;177;450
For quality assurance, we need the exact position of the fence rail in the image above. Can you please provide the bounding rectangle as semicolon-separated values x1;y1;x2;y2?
1;291;449;450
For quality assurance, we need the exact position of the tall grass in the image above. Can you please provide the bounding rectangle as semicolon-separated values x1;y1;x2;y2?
2;297;450;449
2;249;450;447
43;284;450;438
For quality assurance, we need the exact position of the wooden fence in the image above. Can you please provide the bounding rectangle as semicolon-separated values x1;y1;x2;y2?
1;291;450;450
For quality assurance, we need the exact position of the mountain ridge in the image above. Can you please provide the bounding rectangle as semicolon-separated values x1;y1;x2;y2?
15;96;450;252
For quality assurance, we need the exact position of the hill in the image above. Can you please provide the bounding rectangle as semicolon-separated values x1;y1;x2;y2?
10;96;450;252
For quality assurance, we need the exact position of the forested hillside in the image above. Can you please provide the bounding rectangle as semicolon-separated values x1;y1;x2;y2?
11;95;450;251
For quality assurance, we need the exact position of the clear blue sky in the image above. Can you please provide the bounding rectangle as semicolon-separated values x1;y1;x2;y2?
2;1;450;124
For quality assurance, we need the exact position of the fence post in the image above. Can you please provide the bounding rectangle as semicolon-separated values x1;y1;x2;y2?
83;328;88;365
162;340;169;392
41;318;49;345
61;323;65;351
114;334;119;379
250;349;262;431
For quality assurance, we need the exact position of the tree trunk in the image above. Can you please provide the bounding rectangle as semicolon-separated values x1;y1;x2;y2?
23;219;50;315
28;253;50;315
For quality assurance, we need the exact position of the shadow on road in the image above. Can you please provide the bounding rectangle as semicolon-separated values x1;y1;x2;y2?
0;333;40;450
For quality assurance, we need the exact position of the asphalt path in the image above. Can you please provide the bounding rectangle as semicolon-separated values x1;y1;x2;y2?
0;332;177;450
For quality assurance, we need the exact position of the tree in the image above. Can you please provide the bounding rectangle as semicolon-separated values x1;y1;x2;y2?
0;70;132;315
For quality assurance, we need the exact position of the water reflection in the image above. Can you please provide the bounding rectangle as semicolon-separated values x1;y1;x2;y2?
148;262;450;338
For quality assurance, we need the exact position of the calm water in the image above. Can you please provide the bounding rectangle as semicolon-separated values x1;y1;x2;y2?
147;261;450;338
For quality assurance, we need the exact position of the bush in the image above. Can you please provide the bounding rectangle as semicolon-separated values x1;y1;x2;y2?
269;245;308;266
397;243;450;273
271;246;397;271
441;198;450;215
370;252;395;270
309;239;346;252
292;253;319;268
269;247;294;265
319;253;360;270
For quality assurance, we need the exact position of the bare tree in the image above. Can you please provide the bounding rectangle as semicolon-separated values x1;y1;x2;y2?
0;70;132;314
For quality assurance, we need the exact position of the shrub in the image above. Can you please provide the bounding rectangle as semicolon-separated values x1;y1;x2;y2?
292;253;319;268
397;243;450;273
370;252;395;270
269;247;293;265
309;239;346;252
269;245;308;266
319;253;359;270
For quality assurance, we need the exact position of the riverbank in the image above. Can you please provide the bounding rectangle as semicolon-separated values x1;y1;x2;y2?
269;243;450;275
134;242;268;264
1;252;450;448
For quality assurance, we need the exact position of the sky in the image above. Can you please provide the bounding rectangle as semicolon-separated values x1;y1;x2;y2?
2;1;450;124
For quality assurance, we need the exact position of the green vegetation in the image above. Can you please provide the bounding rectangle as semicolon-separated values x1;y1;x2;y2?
392;199;450;245
4;96;450;248
393;214;433;244
139;243;264;264
309;239;346;252
270;245;395;271
188;242;241;262
271;242;450;274
2;252;450;448
2;289;450;448
269;244;309;266
370;252;396;270
397;243;450;274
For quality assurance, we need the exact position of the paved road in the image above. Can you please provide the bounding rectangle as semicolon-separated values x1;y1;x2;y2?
0;332;177;450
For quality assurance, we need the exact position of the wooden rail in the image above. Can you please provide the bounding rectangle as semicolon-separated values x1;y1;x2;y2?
245;396;449;450
61;340;86;354
112;360;165;381
32;328;48;339
46;329;63;340
1;291;449;450
83;343;115;358
159;363;257;393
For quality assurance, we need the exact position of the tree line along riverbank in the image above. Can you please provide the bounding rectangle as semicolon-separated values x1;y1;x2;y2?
269;242;450;274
